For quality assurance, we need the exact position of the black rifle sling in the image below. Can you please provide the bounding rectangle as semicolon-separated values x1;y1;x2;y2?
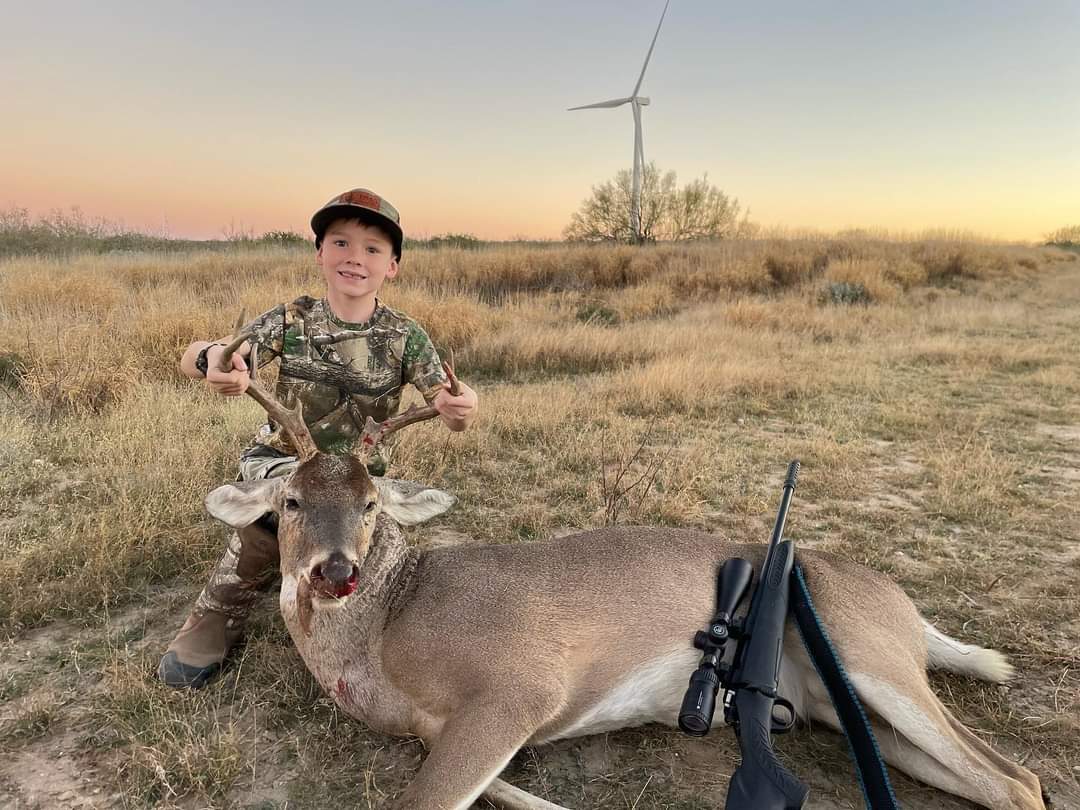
791;563;901;810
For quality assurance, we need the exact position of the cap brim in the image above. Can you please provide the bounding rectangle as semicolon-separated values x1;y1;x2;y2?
311;205;403;253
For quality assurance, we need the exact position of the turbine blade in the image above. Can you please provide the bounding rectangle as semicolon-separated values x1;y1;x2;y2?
632;0;671;98
568;97;634;110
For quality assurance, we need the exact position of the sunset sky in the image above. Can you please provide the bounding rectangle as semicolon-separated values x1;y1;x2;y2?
3;1;1077;242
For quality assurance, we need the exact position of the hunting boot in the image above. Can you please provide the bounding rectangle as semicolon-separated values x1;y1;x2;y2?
157;515;280;689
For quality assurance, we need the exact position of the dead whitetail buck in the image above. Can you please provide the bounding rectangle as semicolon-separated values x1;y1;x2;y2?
203;330;1047;810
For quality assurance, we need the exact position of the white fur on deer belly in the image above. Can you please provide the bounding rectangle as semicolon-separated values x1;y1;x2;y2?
554;648;704;740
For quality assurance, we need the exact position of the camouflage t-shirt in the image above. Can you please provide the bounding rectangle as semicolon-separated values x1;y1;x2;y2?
241;296;447;471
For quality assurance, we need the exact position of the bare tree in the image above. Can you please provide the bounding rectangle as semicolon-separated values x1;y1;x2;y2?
565;163;750;244
563;163;672;243
1045;224;1080;246
664;174;742;240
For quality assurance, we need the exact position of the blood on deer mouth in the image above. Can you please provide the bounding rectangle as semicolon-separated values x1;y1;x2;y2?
309;563;360;599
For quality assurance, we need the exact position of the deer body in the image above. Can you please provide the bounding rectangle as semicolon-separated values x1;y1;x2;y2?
284;523;747;744
206;334;1046;810
260;486;1043;810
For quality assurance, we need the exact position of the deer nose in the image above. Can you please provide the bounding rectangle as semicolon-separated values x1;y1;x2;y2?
311;552;360;599
316;552;358;585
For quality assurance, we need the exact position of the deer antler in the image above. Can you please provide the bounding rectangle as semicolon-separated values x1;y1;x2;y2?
219;311;320;462
356;351;461;457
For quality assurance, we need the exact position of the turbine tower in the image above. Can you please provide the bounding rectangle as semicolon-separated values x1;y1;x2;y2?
569;0;670;242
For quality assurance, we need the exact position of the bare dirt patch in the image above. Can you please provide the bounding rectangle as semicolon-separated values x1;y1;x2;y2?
0;730;120;810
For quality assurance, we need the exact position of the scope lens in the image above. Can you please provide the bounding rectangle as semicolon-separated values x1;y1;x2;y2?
679;712;710;736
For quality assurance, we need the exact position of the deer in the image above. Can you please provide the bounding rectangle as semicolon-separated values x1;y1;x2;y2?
202;333;1048;810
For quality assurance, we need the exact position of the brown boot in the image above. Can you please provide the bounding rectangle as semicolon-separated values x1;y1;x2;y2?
157;610;244;688
158;517;280;689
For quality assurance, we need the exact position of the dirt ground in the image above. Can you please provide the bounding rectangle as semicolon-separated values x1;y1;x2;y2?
2;259;1079;809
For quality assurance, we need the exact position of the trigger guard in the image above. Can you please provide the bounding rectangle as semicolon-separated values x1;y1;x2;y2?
771;696;797;734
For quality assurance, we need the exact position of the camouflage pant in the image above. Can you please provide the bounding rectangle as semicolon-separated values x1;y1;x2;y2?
192;452;299;620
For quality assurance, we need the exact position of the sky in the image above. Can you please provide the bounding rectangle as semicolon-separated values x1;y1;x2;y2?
2;1;1077;242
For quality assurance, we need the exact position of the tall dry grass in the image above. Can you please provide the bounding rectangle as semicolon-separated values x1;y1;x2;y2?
0;237;1072;623
1;236;1079;807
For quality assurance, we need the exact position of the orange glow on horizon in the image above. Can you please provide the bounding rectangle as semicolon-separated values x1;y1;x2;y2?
2;4;1076;246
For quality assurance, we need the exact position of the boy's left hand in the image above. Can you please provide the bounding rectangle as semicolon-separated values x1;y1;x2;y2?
432;381;478;432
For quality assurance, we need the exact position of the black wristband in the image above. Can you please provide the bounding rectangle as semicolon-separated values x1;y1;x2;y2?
195;343;223;377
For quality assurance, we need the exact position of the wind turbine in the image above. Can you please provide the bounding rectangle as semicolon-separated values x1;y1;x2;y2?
569;0;671;242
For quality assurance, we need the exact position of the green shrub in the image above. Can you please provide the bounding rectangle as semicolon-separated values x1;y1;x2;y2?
821;281;871;305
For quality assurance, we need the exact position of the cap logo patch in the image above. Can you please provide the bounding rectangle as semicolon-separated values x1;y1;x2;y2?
340;190;382;211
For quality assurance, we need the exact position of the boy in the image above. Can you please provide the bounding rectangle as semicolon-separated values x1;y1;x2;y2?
159;188;478;688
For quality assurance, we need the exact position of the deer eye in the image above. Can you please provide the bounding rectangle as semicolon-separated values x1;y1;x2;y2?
364;500;377;513
285;497;301;511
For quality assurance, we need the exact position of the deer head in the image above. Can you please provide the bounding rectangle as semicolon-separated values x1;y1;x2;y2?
202;319;457;632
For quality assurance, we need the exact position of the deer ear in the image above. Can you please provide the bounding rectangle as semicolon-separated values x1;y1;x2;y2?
374;477;455;526
205;479;285;527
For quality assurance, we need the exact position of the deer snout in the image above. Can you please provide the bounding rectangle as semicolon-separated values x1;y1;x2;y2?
309;552;361;600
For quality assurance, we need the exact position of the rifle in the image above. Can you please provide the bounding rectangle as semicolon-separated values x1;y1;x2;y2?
678;461;809;810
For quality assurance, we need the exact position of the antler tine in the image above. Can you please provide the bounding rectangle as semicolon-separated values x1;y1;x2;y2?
243;381;319;462
444;350;461;396
217;309;251;373
359;404;439;450
355;354;461;457
219;310;319;462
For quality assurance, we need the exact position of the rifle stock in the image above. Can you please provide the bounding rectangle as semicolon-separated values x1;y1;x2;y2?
726;690;809;809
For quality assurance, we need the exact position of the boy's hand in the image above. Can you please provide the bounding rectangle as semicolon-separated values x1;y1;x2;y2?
432;380;478;432
205;344;250;397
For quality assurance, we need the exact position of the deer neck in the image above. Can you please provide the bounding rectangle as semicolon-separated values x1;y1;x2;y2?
281;513;419;675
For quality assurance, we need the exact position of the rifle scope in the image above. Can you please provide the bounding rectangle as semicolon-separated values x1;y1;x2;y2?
678;557;754;735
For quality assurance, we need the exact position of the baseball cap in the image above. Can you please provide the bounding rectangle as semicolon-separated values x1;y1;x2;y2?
310;188;403;258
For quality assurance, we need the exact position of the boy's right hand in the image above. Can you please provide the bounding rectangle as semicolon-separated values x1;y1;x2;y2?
204;344;250;397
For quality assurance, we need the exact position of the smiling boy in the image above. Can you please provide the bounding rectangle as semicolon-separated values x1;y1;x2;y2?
159;188;478;688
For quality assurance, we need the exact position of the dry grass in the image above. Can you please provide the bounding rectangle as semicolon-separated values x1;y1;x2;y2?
1;236;1078;808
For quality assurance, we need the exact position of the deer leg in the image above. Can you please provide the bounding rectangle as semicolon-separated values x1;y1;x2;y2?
846;672;1045;810
390;696;563;810
937;708;1047;808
